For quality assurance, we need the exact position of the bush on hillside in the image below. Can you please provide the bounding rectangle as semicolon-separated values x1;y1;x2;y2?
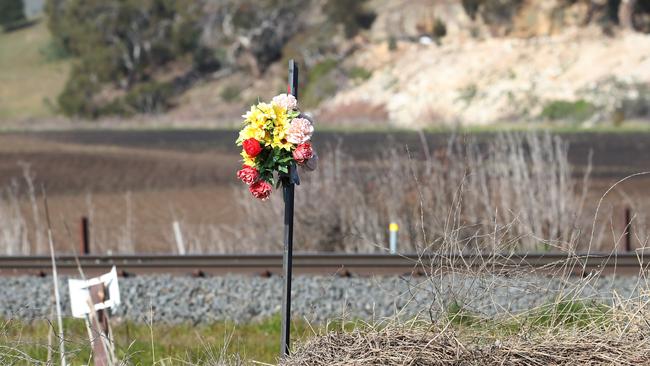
323;0;376;38
0;0;27;31
45;0;215;118
541;100;596;122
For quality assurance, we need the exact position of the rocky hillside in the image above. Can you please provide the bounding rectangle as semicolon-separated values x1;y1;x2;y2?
3;0;650;128
170;0;650;128
322;28;650;127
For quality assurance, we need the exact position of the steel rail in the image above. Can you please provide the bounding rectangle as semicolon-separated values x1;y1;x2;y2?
0;253;647;277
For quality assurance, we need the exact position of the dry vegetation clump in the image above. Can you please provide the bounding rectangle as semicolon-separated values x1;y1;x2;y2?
283;324;650;366
284;228;650;365
279;153;650;366
225;132;593;253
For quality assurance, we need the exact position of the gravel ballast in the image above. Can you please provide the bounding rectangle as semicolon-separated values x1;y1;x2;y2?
0;274;644;324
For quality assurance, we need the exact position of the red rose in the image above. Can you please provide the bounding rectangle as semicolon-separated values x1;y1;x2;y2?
236;165;259;185
293;142;313;165
249;180;272;200
243;138;262;157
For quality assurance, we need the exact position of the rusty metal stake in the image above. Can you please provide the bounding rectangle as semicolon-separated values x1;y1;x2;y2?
625;207;632;252
80;216;90;255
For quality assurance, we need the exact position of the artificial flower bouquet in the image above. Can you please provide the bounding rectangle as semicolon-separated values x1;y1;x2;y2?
236;93;316;200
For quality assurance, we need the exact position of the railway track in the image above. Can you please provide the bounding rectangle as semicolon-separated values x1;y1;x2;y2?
0;253;647;277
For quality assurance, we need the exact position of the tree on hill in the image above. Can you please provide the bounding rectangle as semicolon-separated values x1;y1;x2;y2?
45;0;219;118
45;0;310;118
0;0;27;31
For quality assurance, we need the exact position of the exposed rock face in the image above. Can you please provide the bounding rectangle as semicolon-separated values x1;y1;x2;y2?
321;30;650;127
368;0;602;42
199;0;311;75
170;0;650;127
369;0;476;42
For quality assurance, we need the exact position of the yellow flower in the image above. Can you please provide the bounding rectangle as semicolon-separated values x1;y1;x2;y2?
271;131;294;151
237;125;266;145
256;102;275;118
242;106;259;123
240;149;257;167
273;103;287;123
273;112;289;136
243;103;269;125
263;131;273;146
239;101;293;151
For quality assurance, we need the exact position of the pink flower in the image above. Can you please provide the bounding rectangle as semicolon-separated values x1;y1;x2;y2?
286;118;313;144
249;180;272;200
271;93;297;110
236;165;259;185
293;143;313;165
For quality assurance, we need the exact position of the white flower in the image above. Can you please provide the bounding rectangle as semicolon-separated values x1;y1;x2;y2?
271;93;298;110
286;118;314;144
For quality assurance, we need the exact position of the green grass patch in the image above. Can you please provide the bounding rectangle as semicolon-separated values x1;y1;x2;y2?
447;301;479;326
444;300;613;339
0;314;313;364
0;20;71;120
0;301;619;364
541;100;596;122
220;85;242;102
303;58;339;107
348;66;372;81
530;300;611;328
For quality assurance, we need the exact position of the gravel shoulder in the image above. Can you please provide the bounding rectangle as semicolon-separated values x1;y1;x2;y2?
0;274;643;324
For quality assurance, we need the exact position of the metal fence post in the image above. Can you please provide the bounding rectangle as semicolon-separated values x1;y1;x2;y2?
624;207;632;252
80;216;90;255
280;59;299;357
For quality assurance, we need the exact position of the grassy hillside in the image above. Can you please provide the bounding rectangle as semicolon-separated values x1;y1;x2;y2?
0;21;70;120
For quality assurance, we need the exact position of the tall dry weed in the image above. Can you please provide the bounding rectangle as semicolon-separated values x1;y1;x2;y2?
0;181;29;255
230;132;592;253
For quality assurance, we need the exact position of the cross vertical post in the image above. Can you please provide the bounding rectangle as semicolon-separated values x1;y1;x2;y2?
280;59;299;357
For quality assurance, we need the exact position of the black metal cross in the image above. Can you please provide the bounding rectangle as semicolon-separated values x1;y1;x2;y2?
280;59;299;357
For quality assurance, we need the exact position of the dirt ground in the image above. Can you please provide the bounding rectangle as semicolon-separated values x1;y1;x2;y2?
0;130;648;254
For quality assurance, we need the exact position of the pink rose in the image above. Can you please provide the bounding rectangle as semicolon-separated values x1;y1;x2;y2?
249;180;272;200
271;93;298;110
236;165;259;185
293;143;314;165
286;118;313;145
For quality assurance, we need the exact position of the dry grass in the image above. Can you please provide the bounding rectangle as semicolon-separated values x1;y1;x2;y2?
228;132;596;253
277;137;650;364
276;175;650;366
0;131;648;254
284;324;650;365
281;183;650;365
282;248;650;365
